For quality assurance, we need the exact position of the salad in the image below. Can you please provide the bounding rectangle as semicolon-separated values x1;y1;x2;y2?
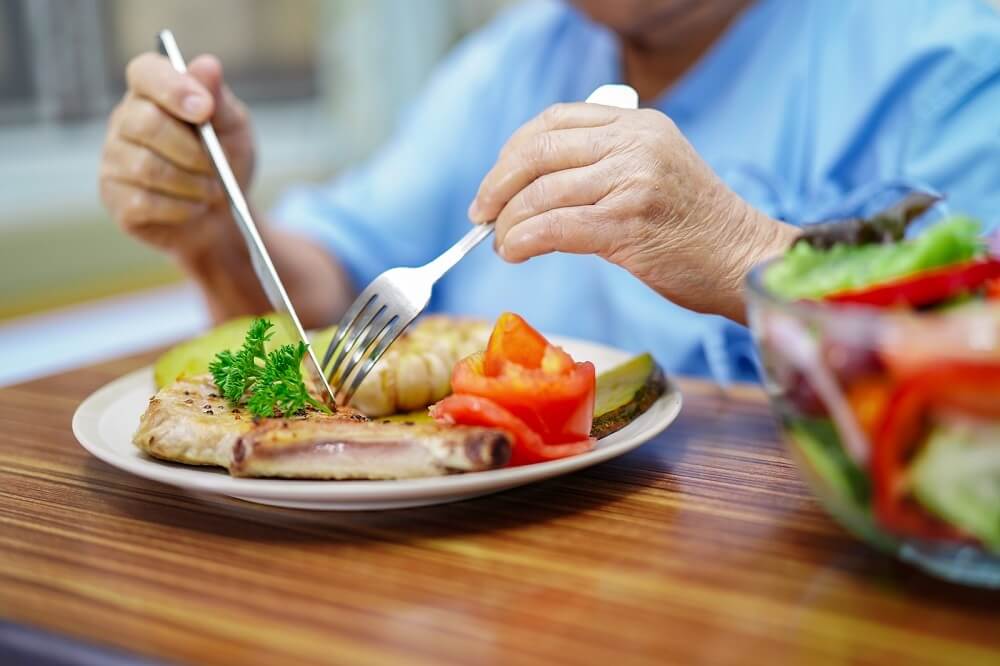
758;193;1000;558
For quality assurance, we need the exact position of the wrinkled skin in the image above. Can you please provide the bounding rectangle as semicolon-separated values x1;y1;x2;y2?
98;52;347;325
100;54;254;260
469;102;796;321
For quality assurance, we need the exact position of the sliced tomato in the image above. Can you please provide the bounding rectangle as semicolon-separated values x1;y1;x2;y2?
431;395;593;466
451;352;596;444
434;312;597;466
484;312;550;375
826;258;1000;308
872;362;1000;540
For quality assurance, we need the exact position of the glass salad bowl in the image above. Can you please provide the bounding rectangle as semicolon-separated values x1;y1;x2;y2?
747;262;1000;588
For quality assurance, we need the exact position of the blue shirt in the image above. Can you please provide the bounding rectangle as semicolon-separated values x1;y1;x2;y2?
273;0;1000;385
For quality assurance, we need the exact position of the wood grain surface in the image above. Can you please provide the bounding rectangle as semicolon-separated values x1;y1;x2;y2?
1;353;998;666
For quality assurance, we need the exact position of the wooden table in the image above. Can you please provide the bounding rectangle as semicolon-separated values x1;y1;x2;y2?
1;354;997;666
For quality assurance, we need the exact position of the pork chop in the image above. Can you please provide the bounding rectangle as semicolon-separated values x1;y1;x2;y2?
133;374;512;478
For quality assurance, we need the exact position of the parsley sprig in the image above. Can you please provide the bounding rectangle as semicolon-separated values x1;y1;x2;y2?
208;318;329;418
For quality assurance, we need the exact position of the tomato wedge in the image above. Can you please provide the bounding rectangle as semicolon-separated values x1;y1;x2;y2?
484;311;550;375
433;313;596;465
872;362;1000;539
826;258;1000;308
430;395;592;466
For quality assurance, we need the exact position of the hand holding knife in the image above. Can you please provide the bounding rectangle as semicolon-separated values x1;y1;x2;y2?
157;29;337;405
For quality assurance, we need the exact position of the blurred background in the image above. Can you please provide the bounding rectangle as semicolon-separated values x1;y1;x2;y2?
0;0;512;385
6;0;999;387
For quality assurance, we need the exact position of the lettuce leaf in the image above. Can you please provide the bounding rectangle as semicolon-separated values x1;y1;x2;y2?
765;217;984;300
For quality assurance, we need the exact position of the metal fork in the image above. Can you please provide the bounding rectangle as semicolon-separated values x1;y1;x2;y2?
322;84;639;405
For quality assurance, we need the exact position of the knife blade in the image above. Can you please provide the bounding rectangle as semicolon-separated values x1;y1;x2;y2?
157;29;336;405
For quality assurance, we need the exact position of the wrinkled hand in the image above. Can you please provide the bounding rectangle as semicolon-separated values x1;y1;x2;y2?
99;53;254;261
468;103;795;321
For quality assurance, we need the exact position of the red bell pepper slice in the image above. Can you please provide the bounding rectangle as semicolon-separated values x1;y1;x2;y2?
432;313;596;465
872;362;1000;539
987;278;1000;300
826;258;1000;308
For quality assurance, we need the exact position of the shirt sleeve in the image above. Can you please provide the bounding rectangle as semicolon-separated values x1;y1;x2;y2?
269;9;525;290
802;23;1000;234
897;47;1000;236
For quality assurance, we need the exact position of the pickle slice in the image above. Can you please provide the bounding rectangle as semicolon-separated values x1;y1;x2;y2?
591;353;666;439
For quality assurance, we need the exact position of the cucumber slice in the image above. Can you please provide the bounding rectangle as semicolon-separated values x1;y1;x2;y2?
788;418;869;506
785;418;898;552
591;353;666;439
911;425;1000;550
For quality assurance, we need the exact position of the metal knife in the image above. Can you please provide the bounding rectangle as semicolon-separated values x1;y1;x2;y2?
157;29;336;404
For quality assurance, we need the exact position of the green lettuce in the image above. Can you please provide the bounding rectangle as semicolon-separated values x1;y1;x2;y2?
765;217;984;300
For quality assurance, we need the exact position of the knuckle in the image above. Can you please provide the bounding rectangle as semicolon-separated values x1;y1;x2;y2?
120;191;151;225
107;99;126;131
125;52;158;87
542;103;569;126
527;132;555;167
498;136;519;161
541;212;567;245
131;151;151;180
524;176;550;211
130;100;164;138
123;57;143;86
476;186;498;213
641;107;673;130
140;151;167;183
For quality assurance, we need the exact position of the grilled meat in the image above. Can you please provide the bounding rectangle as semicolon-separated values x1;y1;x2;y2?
231;419;511;479
133;374;511;478
134;375;255;467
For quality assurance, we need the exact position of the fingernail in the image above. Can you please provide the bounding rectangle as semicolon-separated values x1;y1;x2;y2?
468;199;484;222
182;94;209;118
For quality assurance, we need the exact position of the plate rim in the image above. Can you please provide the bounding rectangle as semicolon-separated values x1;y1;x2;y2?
72;336;682;504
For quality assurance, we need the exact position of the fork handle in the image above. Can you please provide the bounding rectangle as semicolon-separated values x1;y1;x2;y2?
423;222;495;280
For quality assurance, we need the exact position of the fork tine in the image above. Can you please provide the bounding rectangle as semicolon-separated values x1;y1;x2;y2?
334;309;395;400
332;302;387;383
321;291;377;372
340;316;408;406
326;301;384;389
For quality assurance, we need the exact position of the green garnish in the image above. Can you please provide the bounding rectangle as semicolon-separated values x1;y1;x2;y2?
209;318;329;418
766;216;984;299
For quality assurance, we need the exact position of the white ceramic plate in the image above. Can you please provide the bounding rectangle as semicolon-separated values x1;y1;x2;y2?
72;336;682;510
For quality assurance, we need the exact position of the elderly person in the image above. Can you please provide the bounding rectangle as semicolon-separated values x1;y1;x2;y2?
99;0;1000;384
